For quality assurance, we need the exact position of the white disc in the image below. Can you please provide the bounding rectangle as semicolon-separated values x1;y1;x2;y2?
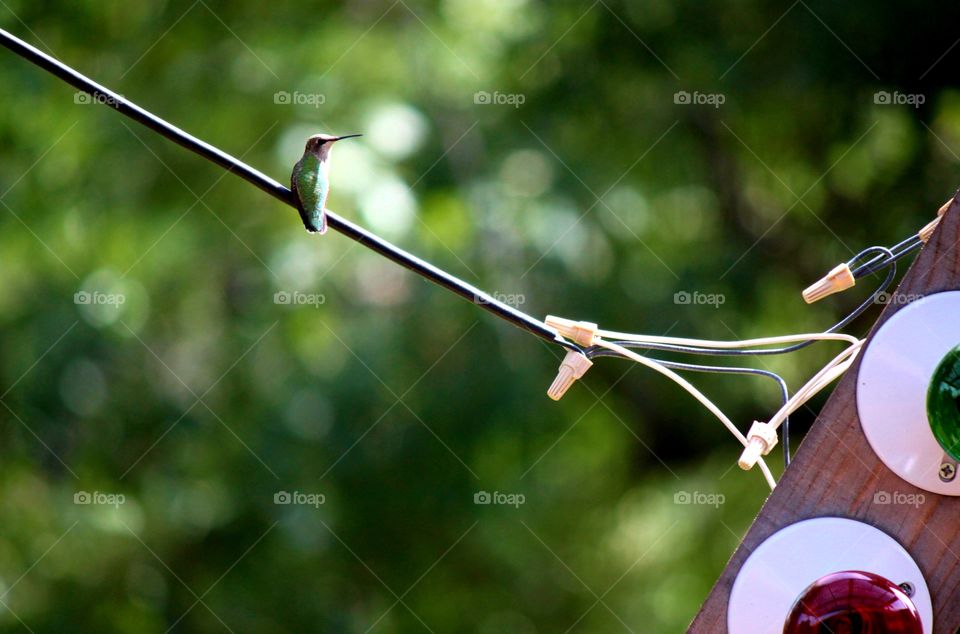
857;290;960;495
728;517;932;634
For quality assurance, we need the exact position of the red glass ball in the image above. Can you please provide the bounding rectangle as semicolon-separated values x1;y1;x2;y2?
783;570;923;634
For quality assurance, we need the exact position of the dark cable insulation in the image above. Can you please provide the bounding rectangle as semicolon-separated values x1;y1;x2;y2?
587;248;896;359
586;245;898;465
851;238;921;278
590;351;793;466
0;27;581;354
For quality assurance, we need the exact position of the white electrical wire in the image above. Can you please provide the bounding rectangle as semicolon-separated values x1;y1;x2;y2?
591;338;778;490
564;238;895;486
591;336;864;489
764;339;864;434
595;329;860;350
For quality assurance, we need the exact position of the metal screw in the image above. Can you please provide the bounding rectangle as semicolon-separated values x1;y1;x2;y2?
940;462;956;482
899;581;915;597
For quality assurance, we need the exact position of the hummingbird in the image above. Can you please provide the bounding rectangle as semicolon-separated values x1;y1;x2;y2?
290;133;362;234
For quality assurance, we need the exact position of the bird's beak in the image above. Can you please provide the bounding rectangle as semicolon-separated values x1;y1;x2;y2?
332;134;362;142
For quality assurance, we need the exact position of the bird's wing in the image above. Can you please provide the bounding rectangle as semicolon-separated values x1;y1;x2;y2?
290;155;326;233
290;161;304;212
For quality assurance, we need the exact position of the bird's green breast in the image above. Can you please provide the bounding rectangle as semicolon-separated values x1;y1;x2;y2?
295;153;329;215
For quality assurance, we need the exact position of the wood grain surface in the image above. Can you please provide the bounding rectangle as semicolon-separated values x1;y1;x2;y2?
688;195;960;633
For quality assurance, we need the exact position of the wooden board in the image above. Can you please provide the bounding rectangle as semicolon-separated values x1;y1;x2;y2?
689;194;960;633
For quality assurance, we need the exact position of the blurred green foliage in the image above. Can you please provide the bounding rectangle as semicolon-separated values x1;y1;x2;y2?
0;0;959;631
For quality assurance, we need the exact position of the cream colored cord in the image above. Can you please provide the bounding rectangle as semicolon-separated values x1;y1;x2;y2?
593;329;860;350
591;338;778;490
737;339;863;472
548;317;865;489
765;340;863;435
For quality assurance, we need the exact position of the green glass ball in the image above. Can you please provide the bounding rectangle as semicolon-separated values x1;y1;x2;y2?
927;344;960;462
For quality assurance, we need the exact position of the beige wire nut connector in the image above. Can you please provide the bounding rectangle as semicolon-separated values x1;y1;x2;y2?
918;197;953;242
544;315;598;347
547;351;593;401
802;263;855;304
919;217;941;243
738;421;778;470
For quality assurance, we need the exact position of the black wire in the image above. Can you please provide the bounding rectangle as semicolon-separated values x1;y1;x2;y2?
583;243;899;466
586;247;897;359
848;244;897;274
0;24;918;457
666;362;792;466
851;238;922;278
0;27;582;355
589;351;793;466
665;361;792;467
583;243;899;465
